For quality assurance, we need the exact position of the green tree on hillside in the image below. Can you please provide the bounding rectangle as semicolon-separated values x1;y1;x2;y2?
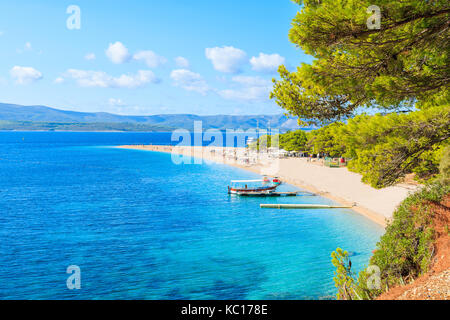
306;123;346;157
271;0;449;187
271;0;449;126
331;248;359;300
343;108;449;187
252;134;280;151
279;130;308;151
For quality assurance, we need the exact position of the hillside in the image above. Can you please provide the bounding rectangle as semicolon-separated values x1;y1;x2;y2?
331;181;449;300
377;194;449;300
0;121;174;132
0;103;303;131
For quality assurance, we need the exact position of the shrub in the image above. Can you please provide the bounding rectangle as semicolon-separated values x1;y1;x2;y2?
332;181;449;299
439;146;450;185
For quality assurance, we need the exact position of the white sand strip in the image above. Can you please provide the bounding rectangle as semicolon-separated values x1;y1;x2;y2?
116;145;419;227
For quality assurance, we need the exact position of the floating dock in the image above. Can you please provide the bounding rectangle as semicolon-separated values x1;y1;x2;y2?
260;204;353;209
237;191;315;197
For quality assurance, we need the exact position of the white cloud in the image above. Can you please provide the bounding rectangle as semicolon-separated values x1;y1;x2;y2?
108;98;125;106
0;31;4;36
64;69;159;88
10;66;43;85
54;77;65;84
170;69;209;95
250;53;285;73
175;56;190;68
218;75;272;102
25;42;32;50
205;46;247;73
133;50;167;68
105;41;131;64
85;53;96;60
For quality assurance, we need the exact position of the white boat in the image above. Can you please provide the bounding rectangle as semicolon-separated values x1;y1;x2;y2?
227;177;282;195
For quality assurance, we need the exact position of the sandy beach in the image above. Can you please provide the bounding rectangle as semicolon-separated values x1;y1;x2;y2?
116;144;419;227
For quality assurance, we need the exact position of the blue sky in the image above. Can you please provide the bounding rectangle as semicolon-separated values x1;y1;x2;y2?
0;0;311;115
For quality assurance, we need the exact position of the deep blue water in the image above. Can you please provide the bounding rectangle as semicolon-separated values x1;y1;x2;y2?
0;132;383;300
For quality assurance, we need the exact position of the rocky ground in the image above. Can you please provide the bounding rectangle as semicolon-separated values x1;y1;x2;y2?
397;269;449;300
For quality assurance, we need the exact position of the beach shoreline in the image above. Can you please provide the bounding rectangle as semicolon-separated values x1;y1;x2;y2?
116;144;419;227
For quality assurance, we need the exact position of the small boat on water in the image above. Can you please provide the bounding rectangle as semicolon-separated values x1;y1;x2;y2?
228;177;282;195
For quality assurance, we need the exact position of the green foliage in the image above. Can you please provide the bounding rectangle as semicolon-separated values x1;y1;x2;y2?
439;146;450;185
249;134;280;151
412;147;445;182
284;1;450;299
279;130;308;151
271;0;450;186
368;182;448;292
271;0;449;126
268;108;449;188
415;180;450;203
344;107;450;188
252;131;308;152
341;181;449;299
306;123;346;157
259;134;278;149
260;1;450;187
331;248;359;300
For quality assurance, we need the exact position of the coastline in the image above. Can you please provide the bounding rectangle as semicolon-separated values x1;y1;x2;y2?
116;144;419;227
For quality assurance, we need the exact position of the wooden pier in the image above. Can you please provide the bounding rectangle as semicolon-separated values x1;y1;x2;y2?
237;191;316;197
260;204;353;209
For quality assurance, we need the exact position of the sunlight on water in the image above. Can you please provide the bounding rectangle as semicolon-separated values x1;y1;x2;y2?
0;132;384;299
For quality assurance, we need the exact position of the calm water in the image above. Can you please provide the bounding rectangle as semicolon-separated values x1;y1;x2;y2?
0;132;383;300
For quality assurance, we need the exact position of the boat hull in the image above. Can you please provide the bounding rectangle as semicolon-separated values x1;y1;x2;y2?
228;185;278;194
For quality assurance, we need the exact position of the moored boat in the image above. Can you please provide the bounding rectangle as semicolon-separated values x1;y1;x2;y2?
228;177;282;195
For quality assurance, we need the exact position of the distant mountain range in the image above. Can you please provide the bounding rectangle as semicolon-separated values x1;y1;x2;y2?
0;103;304;132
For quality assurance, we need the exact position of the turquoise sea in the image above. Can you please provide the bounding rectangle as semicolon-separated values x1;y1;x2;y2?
0;132;384;299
